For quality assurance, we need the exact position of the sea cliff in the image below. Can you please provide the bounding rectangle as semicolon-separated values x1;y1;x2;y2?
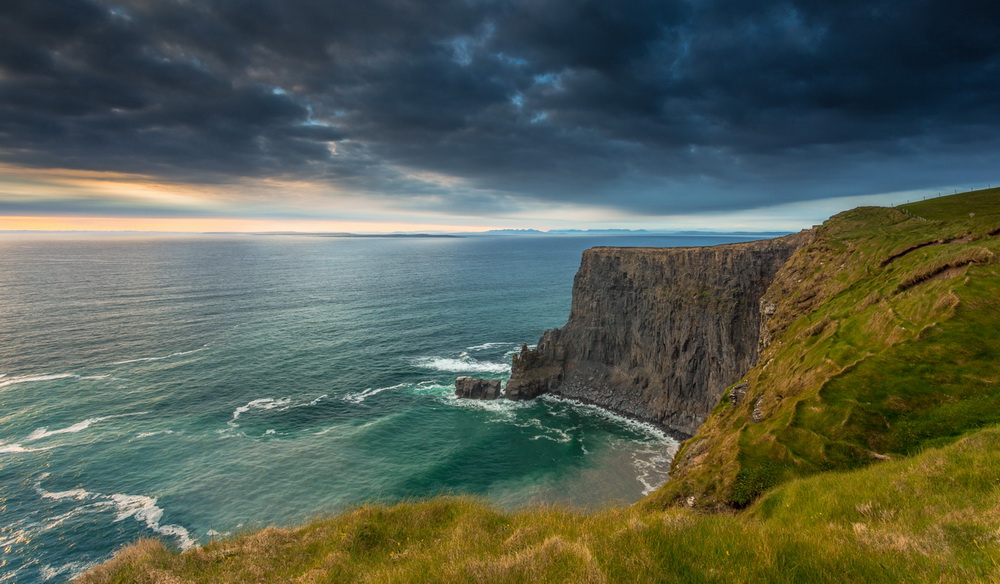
505;231;813;436
80;189;1000;583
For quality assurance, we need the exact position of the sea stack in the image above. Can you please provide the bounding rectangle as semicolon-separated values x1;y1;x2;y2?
454;376;502;400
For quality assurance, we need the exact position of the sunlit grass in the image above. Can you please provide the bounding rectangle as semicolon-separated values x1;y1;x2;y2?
654;188;1000;509
80;428;1000;583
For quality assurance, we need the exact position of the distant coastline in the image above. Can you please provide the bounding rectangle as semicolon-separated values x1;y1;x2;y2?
249;232;462;238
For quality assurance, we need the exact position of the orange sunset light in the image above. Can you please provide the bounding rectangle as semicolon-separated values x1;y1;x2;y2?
0;216;491;233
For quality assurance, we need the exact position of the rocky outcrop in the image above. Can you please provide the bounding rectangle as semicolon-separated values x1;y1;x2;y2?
455;377;502;400
505;231;813;436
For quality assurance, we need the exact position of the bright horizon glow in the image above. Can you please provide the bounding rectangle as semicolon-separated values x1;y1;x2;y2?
0;216;505;234
0;157;982;234
0;186;962;234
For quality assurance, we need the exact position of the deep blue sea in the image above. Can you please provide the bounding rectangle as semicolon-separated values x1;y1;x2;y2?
0;232;761;582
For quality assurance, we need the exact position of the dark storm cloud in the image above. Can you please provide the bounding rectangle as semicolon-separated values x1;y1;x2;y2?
1;0;999;216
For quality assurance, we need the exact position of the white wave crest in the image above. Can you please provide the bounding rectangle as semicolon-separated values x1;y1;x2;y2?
34;474;196;551
27;418;105;441
107;493;196;550
41;487;91;501
441;393;532;420
231;397;292;422
0;373;76;389
0;441;53;454
414;356;510;374
539;395;676;443
112;346;208;366
343;383;407;404
224;393;326;432
414;381;453;391
465;342;520;352
40;562;92;582
26;411;149;442
136;430;176;439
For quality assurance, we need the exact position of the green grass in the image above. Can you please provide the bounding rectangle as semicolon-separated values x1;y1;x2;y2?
652;188;1000;510
900;187;1000;221
80;188;1000;583
80;427;1000;583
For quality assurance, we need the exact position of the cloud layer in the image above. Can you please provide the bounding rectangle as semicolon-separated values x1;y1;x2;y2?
2;0;999;219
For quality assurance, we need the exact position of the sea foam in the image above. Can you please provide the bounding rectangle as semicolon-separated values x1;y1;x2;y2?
0;373;76;389
414;356;511;374
107;493;197;550
39;562;93;582
441;391;532;420
0;441;53;454
465;342;520;352
630;444;677;495
25;411;149;442
343;383;407;404
135;430;176;439
539;395;676;443
230;397;292;421
35;474;196;551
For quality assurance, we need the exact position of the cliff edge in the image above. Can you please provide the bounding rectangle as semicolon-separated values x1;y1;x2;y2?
506;231;814;436
652;190;1000;509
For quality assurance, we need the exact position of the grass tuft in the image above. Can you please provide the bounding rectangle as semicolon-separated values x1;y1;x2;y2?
79;428;1000;583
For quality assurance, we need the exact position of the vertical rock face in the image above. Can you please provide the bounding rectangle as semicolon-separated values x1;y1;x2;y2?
455;377;502;400
506;232;813;436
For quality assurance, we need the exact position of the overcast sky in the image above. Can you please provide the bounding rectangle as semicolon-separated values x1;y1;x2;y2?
1;0;998;232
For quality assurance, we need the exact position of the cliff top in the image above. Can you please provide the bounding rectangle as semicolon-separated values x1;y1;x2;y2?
649;187;1000;509
900;187;1000;221
584;228;815;254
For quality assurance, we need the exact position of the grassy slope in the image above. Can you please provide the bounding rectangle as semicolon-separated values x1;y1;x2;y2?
79;428;1000;583
651;187;1000;509
81;189;1000;583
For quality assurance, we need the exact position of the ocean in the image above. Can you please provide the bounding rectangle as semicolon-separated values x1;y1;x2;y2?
0;232;761;582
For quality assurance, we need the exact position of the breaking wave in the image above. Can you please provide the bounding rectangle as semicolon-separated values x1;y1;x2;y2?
539;395;674;442
343;383;407;404
25;412;149;442
630;444;678;495
0;441;53;454
413;354;511;374
230;398;292;422
35;474;196;551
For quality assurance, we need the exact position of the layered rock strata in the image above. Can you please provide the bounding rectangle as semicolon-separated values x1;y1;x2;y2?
505;231;813;436
455;376;502;400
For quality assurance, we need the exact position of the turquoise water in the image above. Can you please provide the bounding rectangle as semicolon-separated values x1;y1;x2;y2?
0;233;759;582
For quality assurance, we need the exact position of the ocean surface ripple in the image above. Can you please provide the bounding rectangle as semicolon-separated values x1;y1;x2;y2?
0;233;755;582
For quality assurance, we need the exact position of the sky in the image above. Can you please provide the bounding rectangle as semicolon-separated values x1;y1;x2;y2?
1;0;998;233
